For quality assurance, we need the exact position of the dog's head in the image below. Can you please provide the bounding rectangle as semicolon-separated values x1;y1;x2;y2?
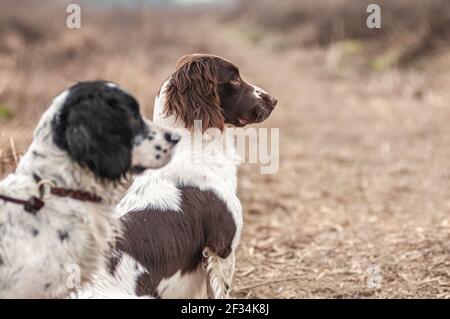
163;54;277;131
52;81;179;180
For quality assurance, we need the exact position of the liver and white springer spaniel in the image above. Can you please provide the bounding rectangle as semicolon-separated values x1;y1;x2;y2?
91;55;277;298
0;81;178;298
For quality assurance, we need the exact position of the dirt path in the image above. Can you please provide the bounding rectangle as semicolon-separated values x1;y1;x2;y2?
209;23;450;298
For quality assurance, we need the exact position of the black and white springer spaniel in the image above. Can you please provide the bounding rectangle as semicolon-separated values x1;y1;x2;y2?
0;81;178;298
90;55;277;298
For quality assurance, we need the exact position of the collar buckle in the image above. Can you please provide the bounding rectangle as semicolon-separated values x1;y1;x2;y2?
37;179;56;200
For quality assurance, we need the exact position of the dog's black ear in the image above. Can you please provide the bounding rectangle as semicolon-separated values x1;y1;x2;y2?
52;82;142;180
62;106;132;180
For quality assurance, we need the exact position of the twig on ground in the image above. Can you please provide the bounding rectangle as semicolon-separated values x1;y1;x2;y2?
9;137;18;167
234;276;304;292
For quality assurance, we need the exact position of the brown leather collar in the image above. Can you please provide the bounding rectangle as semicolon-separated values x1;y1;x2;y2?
0;176;102;215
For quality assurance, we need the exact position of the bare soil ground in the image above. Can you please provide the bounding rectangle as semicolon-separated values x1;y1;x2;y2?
1;7;449;298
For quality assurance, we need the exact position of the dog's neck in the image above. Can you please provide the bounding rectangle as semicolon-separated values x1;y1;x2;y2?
14;91;125;207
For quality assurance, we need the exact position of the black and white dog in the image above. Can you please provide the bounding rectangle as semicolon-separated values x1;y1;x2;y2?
91;55;277;298
0;81;178;298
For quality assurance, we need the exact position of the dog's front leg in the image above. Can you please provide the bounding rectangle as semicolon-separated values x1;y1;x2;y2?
202;247;235;299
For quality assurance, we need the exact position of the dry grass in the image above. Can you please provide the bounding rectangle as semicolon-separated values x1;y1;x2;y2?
1;0;450;298
227;0;450;67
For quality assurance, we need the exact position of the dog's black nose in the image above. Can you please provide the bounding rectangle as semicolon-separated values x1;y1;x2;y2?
165;132;180;145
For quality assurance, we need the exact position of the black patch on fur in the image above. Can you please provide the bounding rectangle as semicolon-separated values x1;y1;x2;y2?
32;228;39;236
110;186;236;297
51;81;146;180
32;173;41;183
32;151;46;158
58;230;69;242
0;254;3;266
44;283;51;289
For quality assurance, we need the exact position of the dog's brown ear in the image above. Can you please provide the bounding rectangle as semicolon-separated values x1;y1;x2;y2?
164;56;225;132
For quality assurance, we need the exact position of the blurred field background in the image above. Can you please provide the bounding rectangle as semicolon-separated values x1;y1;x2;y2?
1;0;449;298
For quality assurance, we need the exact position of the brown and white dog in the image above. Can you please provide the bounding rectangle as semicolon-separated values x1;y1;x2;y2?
90;54;277;298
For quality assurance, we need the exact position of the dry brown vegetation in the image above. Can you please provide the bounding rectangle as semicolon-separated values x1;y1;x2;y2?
1;0;449;298
229;0;450;67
